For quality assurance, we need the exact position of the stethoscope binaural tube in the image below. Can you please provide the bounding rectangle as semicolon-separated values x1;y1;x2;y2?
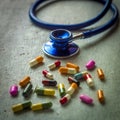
29;0;119;58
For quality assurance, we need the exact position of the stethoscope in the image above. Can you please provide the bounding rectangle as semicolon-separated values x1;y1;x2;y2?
29;0;119;58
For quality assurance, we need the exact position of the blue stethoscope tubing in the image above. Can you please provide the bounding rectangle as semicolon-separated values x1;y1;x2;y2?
29;0;119;38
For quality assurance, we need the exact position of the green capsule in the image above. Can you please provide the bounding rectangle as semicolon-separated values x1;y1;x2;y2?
31;102;52;111
74;71;88;80
22;83;33;97
12;101;32;112
34;86;55;96
58;83;66;97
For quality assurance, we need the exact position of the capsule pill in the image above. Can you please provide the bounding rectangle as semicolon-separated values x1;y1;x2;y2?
59;94;71;105
9;85;18;97
66;62;80;72
97;68;105;80
97;89;105;103
42;70;53;80
59;67;77;74
29;56;44;67
58;83;66;97
79;94;93;104
74;71;88;80
12;101;32;112
66;83;78;95
84;74;94;87
19;76;30;87
34;86;55;96
42;80;57;86
68;76;80;86
31;102;52;111
48;60;61;70
86;60;95;70
22;83;33;98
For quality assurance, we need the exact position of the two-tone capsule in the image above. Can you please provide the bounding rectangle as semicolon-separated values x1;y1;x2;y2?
79;94;93;105
66;62;80;72
42;80;57;86
86;60;95;70
58;83;66;97
97;68;105;80
59;67;77;74
9;85;18;97
34;86;55;96
12;101;32;113
97;89;105;103
84;74;94;87
68;76;80;86
66;83;78;95
22;83;33;98
19;76;30;87
29;56;44;67
59;94;71;105
74;71;88;80
42;70;53;80
31;102;52;111
48;60;61;70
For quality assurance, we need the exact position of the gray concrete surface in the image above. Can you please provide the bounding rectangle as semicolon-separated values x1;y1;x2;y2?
0;0;120;120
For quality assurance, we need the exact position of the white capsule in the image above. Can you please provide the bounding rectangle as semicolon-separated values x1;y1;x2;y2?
29;56;43;67
66;83;78;95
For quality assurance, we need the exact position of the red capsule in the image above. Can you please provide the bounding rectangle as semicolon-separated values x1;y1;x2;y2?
48;60;61;70
68;76;80;86
54;60;61;67
84;74;94;87
59;94;71;105
42;80;57;86
42;70;53;79
84;74;92;79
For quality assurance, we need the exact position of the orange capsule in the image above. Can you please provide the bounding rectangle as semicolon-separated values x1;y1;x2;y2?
29;56;44;67
97;89;105;103
19;76;30;87
66;62;80;72
66;83;78;95
97;68;105;80
59;67;77;74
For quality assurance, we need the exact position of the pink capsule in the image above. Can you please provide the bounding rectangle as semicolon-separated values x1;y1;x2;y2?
79;94;93;104
9;85;18;96
48;60;61;70
42;70;53;79
86;60;95;70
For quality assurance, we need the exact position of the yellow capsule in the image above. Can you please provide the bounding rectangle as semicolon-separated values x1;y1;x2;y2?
12;104;23;112
44;89;55;96
19;76;30;87
66;62;80;72
31;102;52;111
12;101;32;112
97;68;105;80
35;87;55;96
29;56;44;67
97;89;105;103
59;67;77;74
31;103;42;111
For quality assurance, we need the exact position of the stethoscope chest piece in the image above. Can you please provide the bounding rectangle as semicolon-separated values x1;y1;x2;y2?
42;29;80;58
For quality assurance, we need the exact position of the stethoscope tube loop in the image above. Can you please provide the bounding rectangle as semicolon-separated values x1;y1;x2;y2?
29;0;119;58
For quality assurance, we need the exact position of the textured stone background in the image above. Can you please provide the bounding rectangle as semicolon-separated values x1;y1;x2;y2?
0;0;120;120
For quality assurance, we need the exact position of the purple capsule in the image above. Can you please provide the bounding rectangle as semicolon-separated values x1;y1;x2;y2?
79;94;93;104
86;60;95;70
9;85;18;96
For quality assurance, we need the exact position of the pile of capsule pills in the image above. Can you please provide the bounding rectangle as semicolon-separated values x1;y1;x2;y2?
9;56;105;113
